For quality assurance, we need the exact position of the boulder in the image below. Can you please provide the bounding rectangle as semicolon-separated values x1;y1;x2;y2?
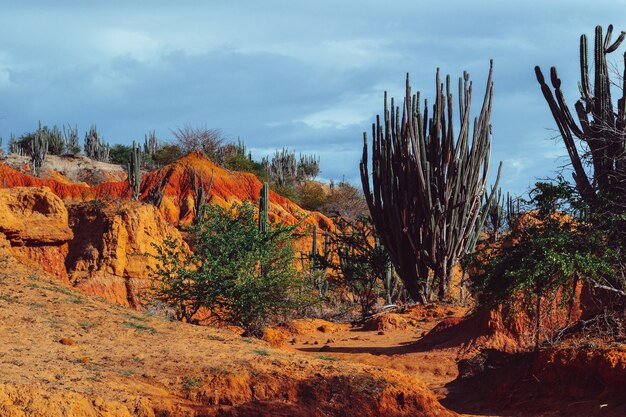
66;200;186;307
0;187;73;281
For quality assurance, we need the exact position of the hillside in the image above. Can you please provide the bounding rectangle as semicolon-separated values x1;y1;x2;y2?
0;245;453;417
0;152;333;230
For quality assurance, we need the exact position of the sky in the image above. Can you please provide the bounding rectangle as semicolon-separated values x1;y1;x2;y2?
1;1;626;196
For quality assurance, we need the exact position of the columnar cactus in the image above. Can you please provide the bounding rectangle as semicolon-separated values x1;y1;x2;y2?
258;182;269;233
127;141;142;201
535;25;626;212
31;123;48;177
84;125;109;162
360;62;502;301
63;125;80;155
191;168;214;221
143;131;158;159
48;125;65;155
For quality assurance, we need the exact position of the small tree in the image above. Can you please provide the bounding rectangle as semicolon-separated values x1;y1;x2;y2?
149;200;309;336
325;216;392;319
171;125;224;161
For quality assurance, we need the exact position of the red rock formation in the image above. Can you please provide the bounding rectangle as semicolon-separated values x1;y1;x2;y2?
0;152;333;231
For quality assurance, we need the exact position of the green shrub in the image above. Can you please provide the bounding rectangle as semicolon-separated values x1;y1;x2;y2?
296;182;327;211
470;179;616;348
149;200;311;337
109;144;131;165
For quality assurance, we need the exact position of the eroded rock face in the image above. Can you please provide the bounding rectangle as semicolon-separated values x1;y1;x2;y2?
0;187;73;281
66;200;185;307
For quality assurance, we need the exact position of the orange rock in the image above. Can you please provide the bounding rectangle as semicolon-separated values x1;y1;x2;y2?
0;187;73;281
66;200;187;308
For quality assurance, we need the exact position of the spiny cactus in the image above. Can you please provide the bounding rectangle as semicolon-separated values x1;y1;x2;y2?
258;182;269;233
127;141;141;201
8;134;20;155
361;61;502;302
263;148;298;186
84;125;109;162
63;125;80;155
191;168;214;221
45;125;64;155
535;25;626;211
143;131;158;159
31;123;48;177
486;186;505;243
297;153;320;181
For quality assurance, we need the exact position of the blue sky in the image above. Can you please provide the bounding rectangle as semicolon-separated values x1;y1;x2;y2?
1;1;626;196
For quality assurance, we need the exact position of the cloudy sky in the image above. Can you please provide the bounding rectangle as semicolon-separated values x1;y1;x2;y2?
1;1;626;196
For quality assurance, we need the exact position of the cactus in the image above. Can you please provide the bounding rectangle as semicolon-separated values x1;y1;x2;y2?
191;168;214;221
258;182;269;233
31;122;48;177
143;131;158;162
8;134;19;155
360;61;502;301
297;153;320;181
262;148;297;186
84;125;109;162
535;25;626;211
47;125;65;155
127;141;142;201
63;125;80;155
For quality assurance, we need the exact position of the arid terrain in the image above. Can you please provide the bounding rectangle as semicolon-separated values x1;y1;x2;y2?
0;154;625;417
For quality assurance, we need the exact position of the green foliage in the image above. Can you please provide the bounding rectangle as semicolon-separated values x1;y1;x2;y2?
150;143;182;167
324;216;391;319
296;182;327;211
109;144;131;165
149;200;311;337
470;179;616;347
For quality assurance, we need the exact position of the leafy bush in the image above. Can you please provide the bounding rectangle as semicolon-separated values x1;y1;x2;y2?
109;144;131;165
470;180;616;348
296;182;327;211
322;216;394;319
152;144;183;167
149;200;311;337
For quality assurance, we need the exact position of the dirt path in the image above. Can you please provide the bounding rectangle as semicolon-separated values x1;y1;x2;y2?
282;307;607;417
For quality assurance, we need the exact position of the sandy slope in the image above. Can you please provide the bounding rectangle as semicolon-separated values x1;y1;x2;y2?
0;250;453;417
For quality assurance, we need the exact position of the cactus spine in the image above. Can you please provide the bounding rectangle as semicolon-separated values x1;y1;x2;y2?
258;182;269;233
127;141;142;201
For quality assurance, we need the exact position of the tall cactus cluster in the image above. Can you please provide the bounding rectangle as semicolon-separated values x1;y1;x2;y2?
263;148;297;186
63;125;80;155
297;154;320;180
535;25;626;212
262;148;321;185
84;125;110;162
31;124;48;177
360;62;502;302
127;141;142;201
143;131;158;160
